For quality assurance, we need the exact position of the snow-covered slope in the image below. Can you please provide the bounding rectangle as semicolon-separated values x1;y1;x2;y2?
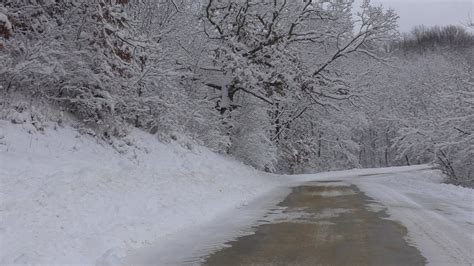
0;121;280;264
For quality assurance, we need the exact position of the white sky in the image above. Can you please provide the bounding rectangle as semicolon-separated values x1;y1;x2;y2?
354;0;474;33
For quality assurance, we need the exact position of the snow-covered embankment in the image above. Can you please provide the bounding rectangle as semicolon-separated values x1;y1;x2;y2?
0;121;280;264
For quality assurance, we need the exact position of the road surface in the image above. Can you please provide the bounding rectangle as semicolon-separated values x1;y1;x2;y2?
202;181;426;265
124;168;473;266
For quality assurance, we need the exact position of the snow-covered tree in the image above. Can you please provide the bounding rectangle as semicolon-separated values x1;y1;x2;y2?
2;1;470;187
360;26;474;186
190;0;398;171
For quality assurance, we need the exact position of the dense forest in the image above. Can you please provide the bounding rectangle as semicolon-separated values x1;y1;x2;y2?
0;0;473;186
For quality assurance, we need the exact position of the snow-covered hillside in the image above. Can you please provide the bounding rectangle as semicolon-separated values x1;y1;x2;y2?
0;121;280;264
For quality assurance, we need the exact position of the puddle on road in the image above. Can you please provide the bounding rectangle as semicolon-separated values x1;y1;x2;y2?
202;182;426;266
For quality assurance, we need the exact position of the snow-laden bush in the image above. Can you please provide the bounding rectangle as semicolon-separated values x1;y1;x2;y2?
230;105;277;172
0;0;228;150
0;9;11;39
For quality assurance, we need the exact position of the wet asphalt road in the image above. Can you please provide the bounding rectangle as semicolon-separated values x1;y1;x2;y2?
202;181;426;266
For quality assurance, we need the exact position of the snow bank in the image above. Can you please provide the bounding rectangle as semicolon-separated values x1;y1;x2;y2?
0;120;280;264
351;170;474;265
289;164;433;184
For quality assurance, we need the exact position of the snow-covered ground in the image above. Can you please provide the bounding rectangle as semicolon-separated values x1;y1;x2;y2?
1;120;473;265
351;171;474;265
0;121;281;265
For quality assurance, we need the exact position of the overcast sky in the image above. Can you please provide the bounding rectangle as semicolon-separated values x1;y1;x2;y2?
354;0;474;33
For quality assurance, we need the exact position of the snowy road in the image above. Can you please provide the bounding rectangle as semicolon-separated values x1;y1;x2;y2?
126;167;473;265
352;171;474;265
203;181;426;265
